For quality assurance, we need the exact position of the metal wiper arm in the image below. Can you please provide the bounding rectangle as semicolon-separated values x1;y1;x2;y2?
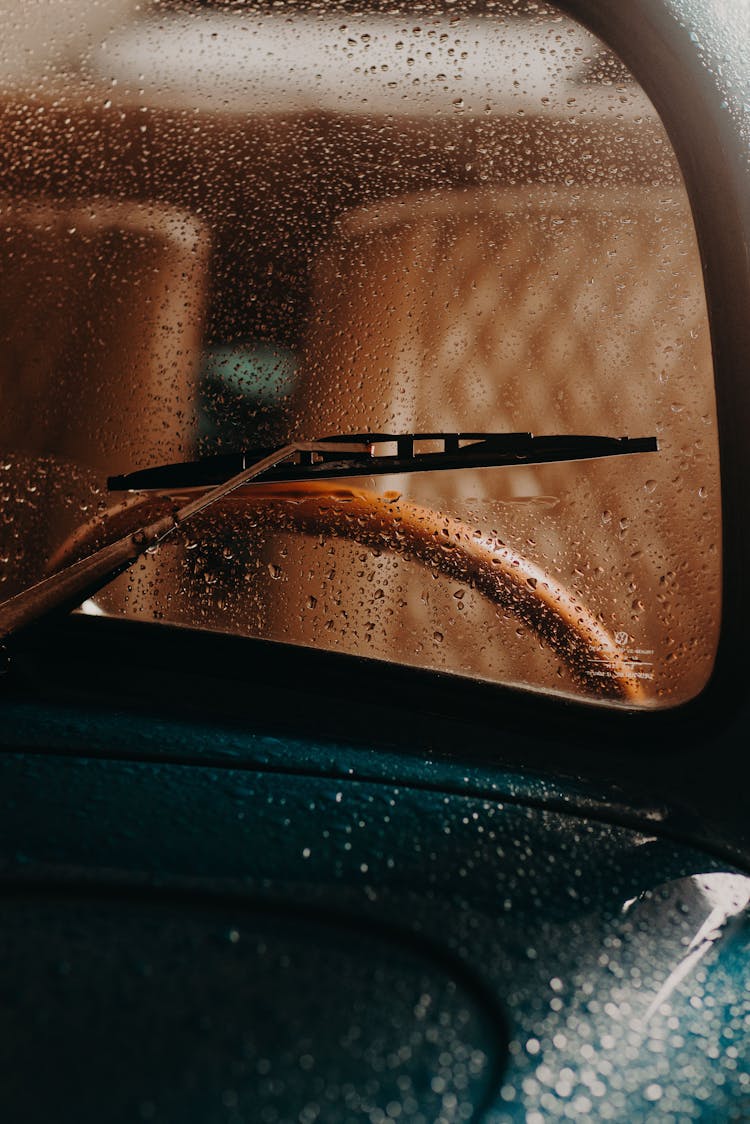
0;440;368;645
108;432;658;492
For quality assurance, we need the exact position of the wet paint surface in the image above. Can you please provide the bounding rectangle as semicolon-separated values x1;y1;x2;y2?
0;702;748;1121
0;891;503;1123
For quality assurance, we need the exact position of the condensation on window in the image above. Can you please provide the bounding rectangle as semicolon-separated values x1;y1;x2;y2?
0;0;721;708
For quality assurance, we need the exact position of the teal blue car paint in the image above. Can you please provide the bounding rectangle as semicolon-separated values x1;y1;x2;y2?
0;730;747;1121
0;890;504;1123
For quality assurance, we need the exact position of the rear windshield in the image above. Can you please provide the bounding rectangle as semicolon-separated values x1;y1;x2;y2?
0;0;721;708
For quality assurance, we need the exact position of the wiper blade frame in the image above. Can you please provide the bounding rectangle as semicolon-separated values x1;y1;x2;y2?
108;432;658;492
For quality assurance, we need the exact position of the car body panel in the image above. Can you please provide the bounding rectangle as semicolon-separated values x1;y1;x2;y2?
1;0;750;1119
1;697;749;1120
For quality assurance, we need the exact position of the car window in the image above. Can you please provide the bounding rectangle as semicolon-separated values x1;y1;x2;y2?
0;0;721;709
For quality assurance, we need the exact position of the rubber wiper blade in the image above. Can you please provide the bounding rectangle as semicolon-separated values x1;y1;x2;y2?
108;432;658;492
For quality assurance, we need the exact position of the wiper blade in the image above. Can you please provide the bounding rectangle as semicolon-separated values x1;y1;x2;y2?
108;432;658;492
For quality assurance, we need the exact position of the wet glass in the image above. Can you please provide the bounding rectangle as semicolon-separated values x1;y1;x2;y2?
0;0;721;708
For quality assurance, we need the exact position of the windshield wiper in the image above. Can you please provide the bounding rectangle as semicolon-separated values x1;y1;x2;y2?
0;431;656;647
108;432;658;491
0;440;367;646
